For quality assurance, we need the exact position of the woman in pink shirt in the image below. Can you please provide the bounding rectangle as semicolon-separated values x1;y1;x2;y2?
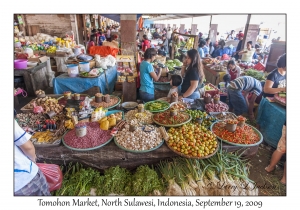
87;35;96;54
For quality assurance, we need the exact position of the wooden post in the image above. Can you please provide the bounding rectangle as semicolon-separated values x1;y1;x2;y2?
19;14;27;36
208;15;212;37
98;15;101;30
241;14;252;51
76;14;84;45
83;14;87;46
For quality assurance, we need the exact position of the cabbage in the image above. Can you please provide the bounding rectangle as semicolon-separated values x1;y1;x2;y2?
173;59;180;63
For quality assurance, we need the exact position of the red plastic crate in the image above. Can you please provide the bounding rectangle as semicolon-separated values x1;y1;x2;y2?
204;83;219;97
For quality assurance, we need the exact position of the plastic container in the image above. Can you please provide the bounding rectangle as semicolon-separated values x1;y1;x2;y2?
66;64;79;77
75;123;87;137
79;62;90;72
15;42;21;48
219;82;226;89
14;59;28;69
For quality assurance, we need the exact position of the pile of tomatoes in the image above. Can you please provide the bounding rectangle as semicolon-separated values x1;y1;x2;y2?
167;123;218;158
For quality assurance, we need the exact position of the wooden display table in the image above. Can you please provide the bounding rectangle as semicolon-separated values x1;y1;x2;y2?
14;61;48;96
35;141;177;172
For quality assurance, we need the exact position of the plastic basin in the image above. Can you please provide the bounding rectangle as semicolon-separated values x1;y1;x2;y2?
14;59;28;69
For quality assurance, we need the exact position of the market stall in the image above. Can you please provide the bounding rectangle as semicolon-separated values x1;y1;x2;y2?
256;97;286;148
14;60;49;96
53;65;117;95
15;88;263;196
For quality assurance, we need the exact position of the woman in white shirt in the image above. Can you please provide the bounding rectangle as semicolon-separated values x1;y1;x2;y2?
238;41;256;63
14;120;50;196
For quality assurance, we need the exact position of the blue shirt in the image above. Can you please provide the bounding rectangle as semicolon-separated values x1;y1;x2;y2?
98;35;106;46
212;47;231;58
140;61;155;94
253;52;258;59
198;47;205;58
203;45;209;56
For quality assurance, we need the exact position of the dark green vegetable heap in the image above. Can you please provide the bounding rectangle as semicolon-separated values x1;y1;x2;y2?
52;163;163;196
244;69;266;81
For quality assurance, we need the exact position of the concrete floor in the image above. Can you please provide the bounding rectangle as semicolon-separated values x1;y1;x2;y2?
14;89;286;196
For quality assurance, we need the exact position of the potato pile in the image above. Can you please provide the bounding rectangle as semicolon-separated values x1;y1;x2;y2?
24;96;65;114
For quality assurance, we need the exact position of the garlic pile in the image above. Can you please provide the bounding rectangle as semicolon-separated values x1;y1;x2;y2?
115;125;163;151
125;109;153;124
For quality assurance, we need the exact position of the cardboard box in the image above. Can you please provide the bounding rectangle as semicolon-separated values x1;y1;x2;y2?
46;52;56;57
89;60;96;69
33;50;40;55
155;55;166;64
28;56;48;63
161;67;168;77
56;50;70;57
116;55;135;63
40;51;46;56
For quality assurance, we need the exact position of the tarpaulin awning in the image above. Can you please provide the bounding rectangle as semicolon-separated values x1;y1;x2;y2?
100;14;142;23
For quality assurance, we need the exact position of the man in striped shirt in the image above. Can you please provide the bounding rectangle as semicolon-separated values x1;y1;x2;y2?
227;75;262;120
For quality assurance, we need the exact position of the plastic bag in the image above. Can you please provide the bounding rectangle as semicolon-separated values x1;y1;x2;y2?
95;54;101;67
106;55;116;66
36;163;63;192
89;68;100;76
33;102;44;114
54;57;68;72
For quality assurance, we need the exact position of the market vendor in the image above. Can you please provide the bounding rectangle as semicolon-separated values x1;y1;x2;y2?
211;40;229;58
139;48;162;102
111;35;119;48
233;32;244;60
180;49;205;99
198;40;206;58
264;53;286;97
203;38;211;57
152;28;160;39
238;41;256;63
87;35;96;54
227;60;241;80
226;74;262;120
14;120;50;196
142;35;151;52
158;34;168;56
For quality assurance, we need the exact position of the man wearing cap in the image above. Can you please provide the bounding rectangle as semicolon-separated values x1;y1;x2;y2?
14;120;50;196
234;32;244;60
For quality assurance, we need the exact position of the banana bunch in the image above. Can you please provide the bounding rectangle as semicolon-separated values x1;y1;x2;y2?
185;37;194;50
47;46;56;53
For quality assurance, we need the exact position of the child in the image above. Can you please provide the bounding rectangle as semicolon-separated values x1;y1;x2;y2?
167;74;183;98
98;32;106;46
